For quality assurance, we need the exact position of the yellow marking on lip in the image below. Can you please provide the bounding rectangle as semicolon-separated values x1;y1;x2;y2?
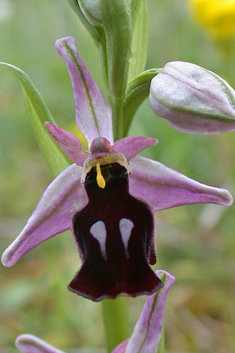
96;162;106;189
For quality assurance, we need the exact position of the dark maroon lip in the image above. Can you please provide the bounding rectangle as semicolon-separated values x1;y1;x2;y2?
70;162;161;302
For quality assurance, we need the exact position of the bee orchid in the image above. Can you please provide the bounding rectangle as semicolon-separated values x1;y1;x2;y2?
1;37;232;302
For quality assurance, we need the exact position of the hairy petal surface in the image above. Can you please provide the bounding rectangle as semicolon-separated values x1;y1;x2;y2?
150;61;235;134
45;122;89;166
56;36;113;147
113;136;157;161
126;270;175;353
2;164;88;267
70;163;162;301
16;334;65;353
129;155;233;211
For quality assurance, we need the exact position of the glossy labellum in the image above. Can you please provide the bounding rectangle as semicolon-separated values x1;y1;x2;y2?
70;163;163;301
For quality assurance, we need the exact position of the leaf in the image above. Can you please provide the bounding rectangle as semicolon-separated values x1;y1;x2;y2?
0;62;71;177
128;0;148;82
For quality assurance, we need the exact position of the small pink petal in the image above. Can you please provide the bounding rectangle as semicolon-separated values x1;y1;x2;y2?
111;340;129;353
16;334;65;353
56;37;114;148
113;136;157;161
2;164;88;267
129;155;233;211
45;122;89;166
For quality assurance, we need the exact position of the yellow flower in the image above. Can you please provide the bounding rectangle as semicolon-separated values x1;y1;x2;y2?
189;0;235;38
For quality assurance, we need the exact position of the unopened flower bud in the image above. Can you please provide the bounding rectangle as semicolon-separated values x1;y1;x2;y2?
149;61;235;134
78;0;102;26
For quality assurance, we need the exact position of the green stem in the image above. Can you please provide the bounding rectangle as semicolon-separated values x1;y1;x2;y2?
157;323;165;353
102;297;130;353
110;97;124;141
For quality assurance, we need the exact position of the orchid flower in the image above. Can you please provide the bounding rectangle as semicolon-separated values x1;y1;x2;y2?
16;270;175;353
1;36;233;302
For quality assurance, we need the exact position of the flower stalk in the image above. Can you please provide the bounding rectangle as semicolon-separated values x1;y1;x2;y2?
102;298;130;353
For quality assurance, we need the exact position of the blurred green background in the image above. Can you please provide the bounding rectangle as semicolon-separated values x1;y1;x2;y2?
0;0;235;352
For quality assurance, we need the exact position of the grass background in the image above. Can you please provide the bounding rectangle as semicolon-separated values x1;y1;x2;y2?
0;0;235;352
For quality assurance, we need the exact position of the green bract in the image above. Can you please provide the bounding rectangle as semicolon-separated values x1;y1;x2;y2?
128;0;148;82
78;0;102;25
